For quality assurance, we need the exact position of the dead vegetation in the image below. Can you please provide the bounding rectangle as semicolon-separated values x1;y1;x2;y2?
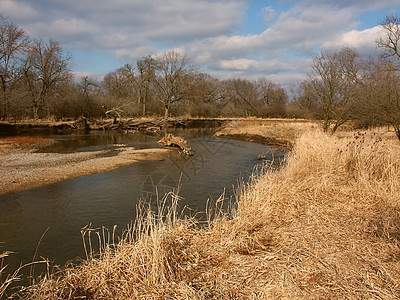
3;129;400;299
158;133;193;155
215;118;319;149
0;136;54;155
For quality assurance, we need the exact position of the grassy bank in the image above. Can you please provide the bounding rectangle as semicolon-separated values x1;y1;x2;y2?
6;129;396;299
215;118;319;149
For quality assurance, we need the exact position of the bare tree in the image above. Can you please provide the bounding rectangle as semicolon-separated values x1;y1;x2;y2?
79;76;97;101
301;47;363;132
24;38;71;119
377;14;400;67
102;64;139;121
374;14;400;139
229;78;259;116
358;61;400;140
255;78;287;117
153;50;194;120
103;64;136;101
378;64;400;140
292;81;319;118
179;72;221;117
136;56;155;116
0;17;29;119
76;76;100;117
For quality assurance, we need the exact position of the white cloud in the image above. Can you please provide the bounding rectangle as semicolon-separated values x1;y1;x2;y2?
114;45;156;61
12;0;246;46
142;0;245;41
261;6;277;25
321;26;384;57
187;4;357;65
2;0;395;88
0;0;38;22
267;5;357;53
26;18;98;47
293;0;400;10
218;58;257;70
184;2;386;87
72;71;106;82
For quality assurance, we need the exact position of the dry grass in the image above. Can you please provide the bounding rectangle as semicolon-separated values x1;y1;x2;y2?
215;118;319;149
10;129;400;299
0;136;53;155
226;130;400;298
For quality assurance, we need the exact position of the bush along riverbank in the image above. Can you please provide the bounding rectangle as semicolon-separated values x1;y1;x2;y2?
3;129;397;299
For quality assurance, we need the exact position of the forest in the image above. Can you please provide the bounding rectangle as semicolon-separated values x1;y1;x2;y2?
0;15;399;138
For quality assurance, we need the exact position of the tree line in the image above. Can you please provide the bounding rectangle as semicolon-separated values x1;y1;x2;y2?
0;15;399;138
0;17;287;122
295;15;400;138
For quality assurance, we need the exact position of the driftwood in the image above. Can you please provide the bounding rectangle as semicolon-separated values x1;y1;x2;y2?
73;117;90;131
86;119;186;132
158;133;193;155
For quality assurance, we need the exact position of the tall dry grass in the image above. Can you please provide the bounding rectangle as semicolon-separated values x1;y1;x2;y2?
223;130;400;298
1;250;48;299
17;130;400;299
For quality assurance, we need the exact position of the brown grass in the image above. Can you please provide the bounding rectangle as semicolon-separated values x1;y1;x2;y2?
215;118;398;149
215;118;319;149
1;136;49;146
0;136;53;155
9;129;400;299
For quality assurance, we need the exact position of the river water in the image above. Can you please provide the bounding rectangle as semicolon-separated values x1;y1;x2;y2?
0;129;284;278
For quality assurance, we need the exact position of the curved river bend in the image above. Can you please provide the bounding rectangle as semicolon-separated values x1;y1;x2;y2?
0;129;284;274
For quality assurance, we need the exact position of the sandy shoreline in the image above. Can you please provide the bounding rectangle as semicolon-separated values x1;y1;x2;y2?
0;142;172;196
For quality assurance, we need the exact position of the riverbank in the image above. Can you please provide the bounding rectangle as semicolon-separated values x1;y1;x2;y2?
215;118;318;150
0;136;172;195
19;129;400;299
1;118;396;196
0;117;306;196
215;118;398;149
0;118;224;136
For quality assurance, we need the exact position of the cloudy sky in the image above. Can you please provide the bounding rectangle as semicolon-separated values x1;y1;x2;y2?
1;0;399;87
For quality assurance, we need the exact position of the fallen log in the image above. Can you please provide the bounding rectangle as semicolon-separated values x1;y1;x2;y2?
146;126;161;133
126;119;159;127
73;117;90;131
86;118;189;132
158;133;193;155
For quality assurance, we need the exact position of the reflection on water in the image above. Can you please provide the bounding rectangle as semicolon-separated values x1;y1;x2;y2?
37;130;162;153
0;129;284;277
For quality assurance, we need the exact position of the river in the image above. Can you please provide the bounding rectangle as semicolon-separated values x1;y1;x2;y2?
0;129;284;279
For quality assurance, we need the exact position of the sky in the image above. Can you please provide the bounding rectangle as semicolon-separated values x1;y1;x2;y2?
1;0;399;88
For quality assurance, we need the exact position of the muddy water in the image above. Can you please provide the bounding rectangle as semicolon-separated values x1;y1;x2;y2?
0;129;284;277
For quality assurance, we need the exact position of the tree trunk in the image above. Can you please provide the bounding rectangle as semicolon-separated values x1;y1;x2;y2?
1;77;8;120
164;104;169;121
142;101;146;117
137;94;141;115
32;101;39;119
1;94;8;120
33;85;46;119
322;118;330;132
393;124;400;141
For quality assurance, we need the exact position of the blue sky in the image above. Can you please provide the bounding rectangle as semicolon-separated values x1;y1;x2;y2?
1;0;399;88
